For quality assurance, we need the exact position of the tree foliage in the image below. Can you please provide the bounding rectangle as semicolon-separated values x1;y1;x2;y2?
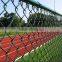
27;13;61;27
0;12;25;27
0;12;61;27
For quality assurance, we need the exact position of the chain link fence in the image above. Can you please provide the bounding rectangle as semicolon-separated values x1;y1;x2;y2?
0;0;62;62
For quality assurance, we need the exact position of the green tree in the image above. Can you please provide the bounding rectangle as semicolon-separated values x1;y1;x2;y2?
27;13;45;27
27;13;59;27
0;12;11;27
0;12;25;27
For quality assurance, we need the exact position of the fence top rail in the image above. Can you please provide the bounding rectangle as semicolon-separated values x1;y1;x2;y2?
20;0;62;16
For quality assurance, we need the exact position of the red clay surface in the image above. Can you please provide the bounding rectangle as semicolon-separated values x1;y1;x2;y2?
0;32;61;62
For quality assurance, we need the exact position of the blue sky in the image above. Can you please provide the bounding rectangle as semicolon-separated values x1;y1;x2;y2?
0;0;62;20
36;0;62;14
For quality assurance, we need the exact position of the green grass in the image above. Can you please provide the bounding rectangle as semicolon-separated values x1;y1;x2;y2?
15;35;62;62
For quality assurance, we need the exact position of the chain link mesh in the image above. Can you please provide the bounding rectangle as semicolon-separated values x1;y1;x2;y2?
0;0;62;62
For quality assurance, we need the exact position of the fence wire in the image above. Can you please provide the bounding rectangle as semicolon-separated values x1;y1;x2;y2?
0;0;62;62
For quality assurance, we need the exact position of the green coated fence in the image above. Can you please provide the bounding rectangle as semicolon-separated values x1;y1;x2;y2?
0;0;62;62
